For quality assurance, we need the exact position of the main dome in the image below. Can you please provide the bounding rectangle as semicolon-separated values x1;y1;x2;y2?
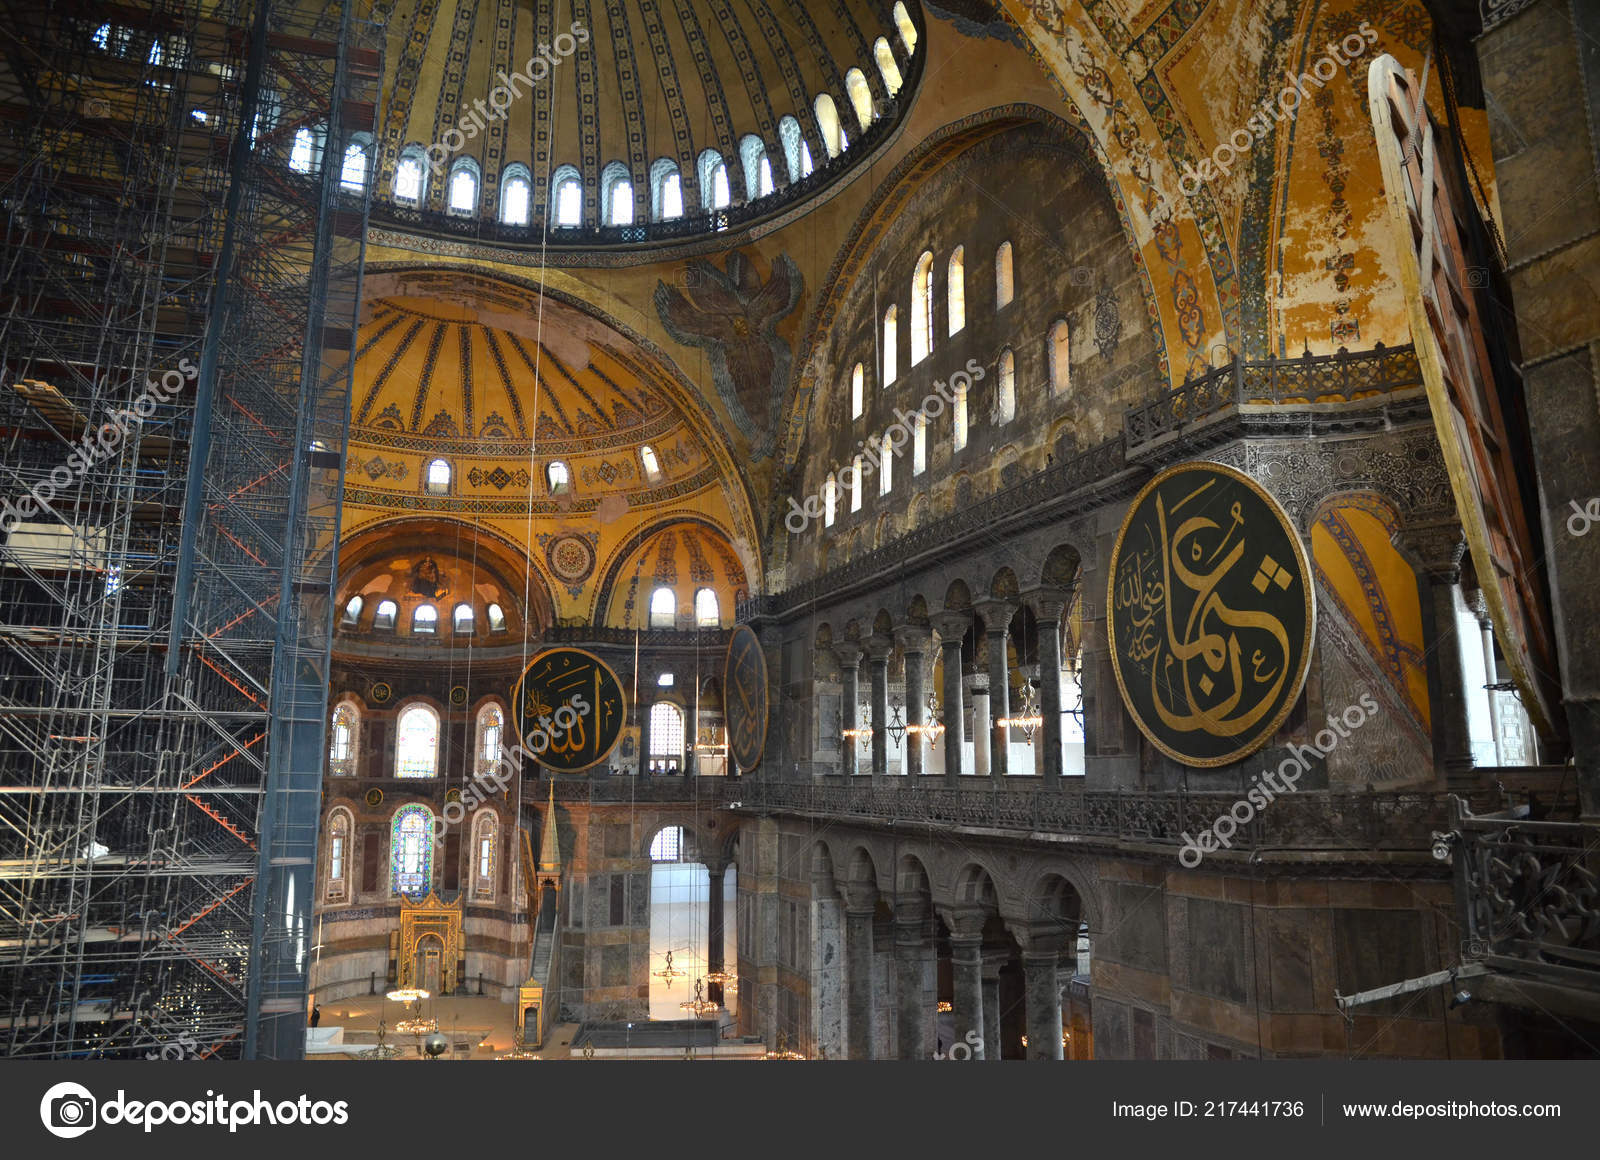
364;0;924;246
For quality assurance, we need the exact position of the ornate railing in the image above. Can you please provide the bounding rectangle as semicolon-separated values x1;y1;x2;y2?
1123;343;1422;453
538;775;741;804
1452;798;1600;985
541;624;729;650
734;779;1484;854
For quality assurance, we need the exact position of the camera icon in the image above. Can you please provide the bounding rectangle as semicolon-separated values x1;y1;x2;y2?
1068;266;1092;286
40;1082;97;1139
1465;266;1489;288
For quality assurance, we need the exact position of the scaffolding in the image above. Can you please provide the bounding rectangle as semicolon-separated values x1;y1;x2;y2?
0;0;379;1059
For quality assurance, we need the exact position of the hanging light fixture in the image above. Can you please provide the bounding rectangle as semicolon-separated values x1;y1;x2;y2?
652;949;682;985
764;1030;806;1060
679;977;719;1017
909;689;944;738
385;987;429;1005
998;679;1042;744
395;1016;437;1035
886;693;907;745
841;699;873;748
703;967;737;987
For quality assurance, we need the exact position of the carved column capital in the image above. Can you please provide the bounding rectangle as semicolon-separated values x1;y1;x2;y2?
1394;520;1467;583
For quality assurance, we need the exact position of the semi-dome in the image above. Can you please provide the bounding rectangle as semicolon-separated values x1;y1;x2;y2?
353;0;924;246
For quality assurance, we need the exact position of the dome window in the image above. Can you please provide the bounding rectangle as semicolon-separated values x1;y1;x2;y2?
425;458;450;495
447;159;479;215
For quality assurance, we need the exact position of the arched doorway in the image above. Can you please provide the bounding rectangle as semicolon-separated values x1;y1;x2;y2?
647;825;738;1020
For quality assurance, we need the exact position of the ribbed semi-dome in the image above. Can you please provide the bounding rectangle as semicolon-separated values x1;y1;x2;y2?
361;0;924;244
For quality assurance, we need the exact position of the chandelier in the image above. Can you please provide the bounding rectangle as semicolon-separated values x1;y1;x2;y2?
998;680;1043;744
703;968;737;987
395;1017;437;1035
886;694;907;745
841;700;873;748
764;1030;806;1060
679;978;719;1018
359;1020;402;1060
652;949;682;986
907;689;944;738
385;987;429;1005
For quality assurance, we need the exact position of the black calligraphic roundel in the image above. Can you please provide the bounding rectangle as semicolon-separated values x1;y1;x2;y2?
723;625;768;771
1106;462;1315;768
511;648;627;772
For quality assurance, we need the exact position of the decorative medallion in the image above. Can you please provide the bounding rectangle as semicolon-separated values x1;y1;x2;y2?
1106;462;1315;768
511;647;627;772
545;534;597;590
723;625;768;772
370;682;392;704
446;787;462;803
365;788;384;808
449;685;468;706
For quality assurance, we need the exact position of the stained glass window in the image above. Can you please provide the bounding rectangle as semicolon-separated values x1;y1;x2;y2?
395;704;438;777
391;804;433;895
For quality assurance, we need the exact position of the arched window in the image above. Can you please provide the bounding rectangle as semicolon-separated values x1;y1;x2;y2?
779;115;813;180
374;600;398;630
341;594;364;627
911;251;934;365
874;38;904;95
850;454;863;512
649;824;684;862
649;587;676;628
453;603;475;634
947;247;966;336
395;704;439;777
995;241;1014;308
425;457;450;495
845;69;874;130
289;125;319;174
814;94;844;158
894;2;918;55
824;473;837;527
601;160;633;225
329;703;357;775
394;146;427;203
486;603;507;633
648;702;685;774
500;163;531;224
640;444;662;482
472;811;497;900
391;804;434;895
412;603;438;634
551;165;582;226
740;135;774;199
447;159;479;215
694;587;720;627
697;149;730;210
996;349;1016;423
546;460;570;494
650;158;683;220
882;305;898;385
325;809;351;901
1049;319;1070;394
476;703;503;771
879;431;893;495
953;382;968;451
339;133;371;192
912;412;927;475
851;362;865;419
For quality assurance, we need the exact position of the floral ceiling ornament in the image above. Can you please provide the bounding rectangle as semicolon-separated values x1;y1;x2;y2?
653;249;802;460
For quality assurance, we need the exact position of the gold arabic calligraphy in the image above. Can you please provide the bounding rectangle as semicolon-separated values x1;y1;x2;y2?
1114;480;1294;740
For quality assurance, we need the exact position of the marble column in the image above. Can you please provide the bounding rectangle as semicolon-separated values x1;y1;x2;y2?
932;612;970;784
940;907;988;1060
1010;922;1069;1061
842;894;876;1059
867;634;893;779
837;642;863;778
980;950;1005;1062
893;912;932;1059
897;627;931;778
1029;588;1072;784
1400;523;1478;791
706;863;726;1006
976;599;1018;778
